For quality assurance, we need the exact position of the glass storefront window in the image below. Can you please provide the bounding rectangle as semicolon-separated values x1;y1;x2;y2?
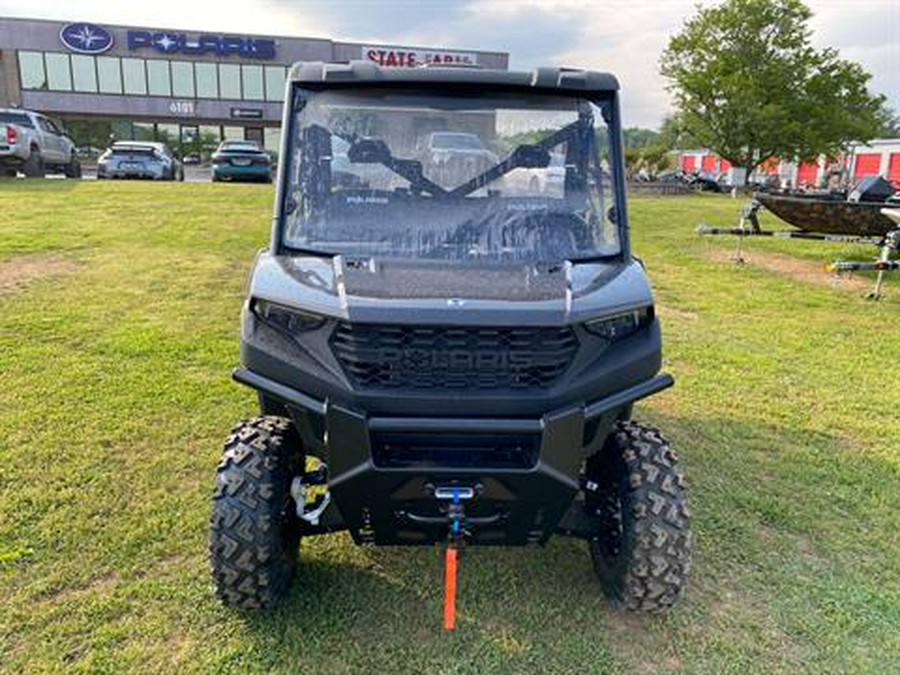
45;53;72;91
97;57;122;94
264;65;285;102
122;58;147;95
264;127;281;153
219;64;241;100
133;122;155;141
195;62;218;98
222;126;243;141
171;61;195;98
71;54;97;93
110;120;133;142
147;60;171;96
18;51;46;89
156;123;179;148
242;65;264;101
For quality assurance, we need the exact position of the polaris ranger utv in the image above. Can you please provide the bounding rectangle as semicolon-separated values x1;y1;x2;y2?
210;61;691;618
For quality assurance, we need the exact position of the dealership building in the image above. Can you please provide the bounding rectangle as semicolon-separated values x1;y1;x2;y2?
0;17;508;151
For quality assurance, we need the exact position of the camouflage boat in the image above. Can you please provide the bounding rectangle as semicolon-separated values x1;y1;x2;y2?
754;192;897;237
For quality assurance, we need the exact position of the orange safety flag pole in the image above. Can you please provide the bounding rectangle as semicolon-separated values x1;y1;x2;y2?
443;546;458;630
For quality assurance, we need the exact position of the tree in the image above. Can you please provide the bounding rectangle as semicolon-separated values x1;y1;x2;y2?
622;127;660;150
660;0;888;183
880;107;900;137
658;114;700;152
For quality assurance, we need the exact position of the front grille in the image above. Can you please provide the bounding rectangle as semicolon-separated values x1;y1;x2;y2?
331;323;578;390
372;432;540;469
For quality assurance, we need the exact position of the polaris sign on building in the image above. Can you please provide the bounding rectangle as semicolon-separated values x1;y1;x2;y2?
0;16;507;152
58;22;114;55
126;30;277;60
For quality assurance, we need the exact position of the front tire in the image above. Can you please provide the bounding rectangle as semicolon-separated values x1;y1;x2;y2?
64;158;82;179
209;416;303;609
585;421;691;611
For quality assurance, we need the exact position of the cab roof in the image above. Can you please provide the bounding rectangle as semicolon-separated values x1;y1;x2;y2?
288;61;619;93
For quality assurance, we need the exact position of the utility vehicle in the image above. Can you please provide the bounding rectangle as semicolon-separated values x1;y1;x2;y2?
210;61;691;617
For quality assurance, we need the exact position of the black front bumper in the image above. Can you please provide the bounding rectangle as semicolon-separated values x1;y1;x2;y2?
233;367;673;546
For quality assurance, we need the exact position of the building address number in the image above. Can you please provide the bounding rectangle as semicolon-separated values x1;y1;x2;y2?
168;101;195;115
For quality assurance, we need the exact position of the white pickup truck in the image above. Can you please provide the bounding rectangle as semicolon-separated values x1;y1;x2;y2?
0;108;80;178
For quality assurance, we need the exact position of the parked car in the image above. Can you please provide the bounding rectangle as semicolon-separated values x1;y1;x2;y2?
417;131;498;187
685;170;724;193
74;145;104;159
96;141;184;181
211;141;272;182
504;152;566;196
0;108;80;178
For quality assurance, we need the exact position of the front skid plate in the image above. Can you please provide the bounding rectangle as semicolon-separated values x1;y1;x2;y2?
324;403;603;546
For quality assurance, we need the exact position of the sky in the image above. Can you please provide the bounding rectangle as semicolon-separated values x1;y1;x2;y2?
1;0;897;128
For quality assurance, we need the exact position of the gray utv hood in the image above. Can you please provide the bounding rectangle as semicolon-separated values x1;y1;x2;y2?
248;251;654;326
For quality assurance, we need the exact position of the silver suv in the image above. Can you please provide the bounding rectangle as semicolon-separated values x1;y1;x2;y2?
0;108;80;178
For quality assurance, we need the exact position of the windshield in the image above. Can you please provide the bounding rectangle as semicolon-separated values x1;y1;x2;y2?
221;142;260;152
0;112;33;127
282;87;621;263
110;144;156;155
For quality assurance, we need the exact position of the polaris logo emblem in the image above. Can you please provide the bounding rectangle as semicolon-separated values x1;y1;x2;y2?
375;348;550;371
59;23;114;55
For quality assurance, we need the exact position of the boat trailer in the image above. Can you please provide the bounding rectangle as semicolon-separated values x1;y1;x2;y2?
698;201;900;300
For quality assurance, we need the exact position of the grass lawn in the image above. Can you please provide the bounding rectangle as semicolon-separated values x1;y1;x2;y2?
0;182;897;674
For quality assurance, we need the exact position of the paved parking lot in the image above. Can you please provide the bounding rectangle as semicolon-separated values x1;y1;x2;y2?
5;164;266;183
77;164;215;183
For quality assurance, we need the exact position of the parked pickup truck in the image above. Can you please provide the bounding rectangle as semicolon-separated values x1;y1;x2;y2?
0;108;80;178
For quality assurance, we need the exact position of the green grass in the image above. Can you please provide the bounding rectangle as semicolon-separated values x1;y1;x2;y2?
0;182;897;674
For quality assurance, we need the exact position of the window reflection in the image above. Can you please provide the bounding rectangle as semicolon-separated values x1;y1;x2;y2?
97;57;122;94
196;62;218;98
171;61;195;97
146;60;171;96
71;55;97;92
156;123;179;146
242;65;264;100
45;53;72;91
264;127;281;152
265;65;285;102
219;64;241;99
122;58;147;95
17;51;46;89
133;122;154;141
222;126;243;141
18;51;294;104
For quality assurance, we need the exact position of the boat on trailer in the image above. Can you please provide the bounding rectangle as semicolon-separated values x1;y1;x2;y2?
697;178;900;299
754;192;897;237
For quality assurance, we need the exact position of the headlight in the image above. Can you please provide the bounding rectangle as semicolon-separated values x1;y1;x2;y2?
584;306;653;340
252;298;325;334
